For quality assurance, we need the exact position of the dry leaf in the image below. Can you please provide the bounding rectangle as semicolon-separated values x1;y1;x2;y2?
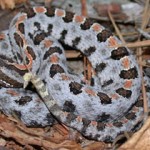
0;0;26;9
119;117;150;150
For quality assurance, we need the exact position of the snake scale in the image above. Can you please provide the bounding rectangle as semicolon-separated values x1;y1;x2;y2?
0;6;149;142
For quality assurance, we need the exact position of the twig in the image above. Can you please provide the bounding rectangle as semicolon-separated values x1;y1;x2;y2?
107;10;125;44
121;28;150;37
108;40;150;48
81;0;87;17
141;0;150;30
137;28;150;39
65;50;81;59
138;0;150;114
80;0;93;83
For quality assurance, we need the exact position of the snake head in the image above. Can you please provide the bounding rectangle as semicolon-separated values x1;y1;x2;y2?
23;72;33;88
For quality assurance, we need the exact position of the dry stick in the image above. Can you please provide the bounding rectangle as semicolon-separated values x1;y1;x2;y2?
138;0;150;115
109;40;150;48
121;28;150;37
137;28;150;39
65;36;149;59
80;0;93;84
108;10;125;44
65;50;81;59
81;0;87;17
81;0;88;82
141;0;150;30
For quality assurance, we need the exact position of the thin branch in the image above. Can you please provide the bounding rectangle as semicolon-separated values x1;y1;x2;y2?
108;40;150;48
137;28;150;39
107;10;125;44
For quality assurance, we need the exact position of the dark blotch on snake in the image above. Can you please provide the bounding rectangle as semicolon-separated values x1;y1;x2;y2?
18;23;25;34
125;112;136;120
91;77;95;86
50;64;65;78
0;70;23;88
120;67;138;79
97;92;112;104
65;113;77;124
135;99;143;107
72;37;81;47
23;7;36;18
59;30;68;42
46;113;56;125
102;79;113;88
97;29;112;42
47;24;53;35
45;7;55;17
63;100;76;112
97;122;106;131
116;88;132;98
69;82;83;95
80;18;96;30
43;46;63;60
96;113;111;122
13;110;22;120
14;33;24;47
29;120;42;127
84;46;96;56
145;86;150;92
111;47;129;60
113;121;123;127
26;46;36;60
33;32;47;45
15;96;32;106
104;136;113;143
34;22;41;30
81;118;91;133
63;11;74;23
95;63;106;72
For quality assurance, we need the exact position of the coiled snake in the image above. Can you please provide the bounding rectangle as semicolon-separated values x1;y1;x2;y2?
0;6;149;142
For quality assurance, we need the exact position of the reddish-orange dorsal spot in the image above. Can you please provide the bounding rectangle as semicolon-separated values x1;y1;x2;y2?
92;23;102;32
74;15;85;23
90;121;97;126
17;15;26;23
50;55;59;63
6;90;20;96
34;7;46;13
76;116;82;122
106;123;113;127
56;9;65;17
122;57;130;69
0;33;5;40
124;80;132;89
61;74;70;80
44;40;53;48
108;37;118;47
110;93;119;100
84;88;96;96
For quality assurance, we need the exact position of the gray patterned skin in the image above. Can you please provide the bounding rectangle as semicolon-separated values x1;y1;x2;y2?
0;6;149;142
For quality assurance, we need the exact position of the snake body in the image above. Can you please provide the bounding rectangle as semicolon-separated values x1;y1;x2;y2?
0;6;148;142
